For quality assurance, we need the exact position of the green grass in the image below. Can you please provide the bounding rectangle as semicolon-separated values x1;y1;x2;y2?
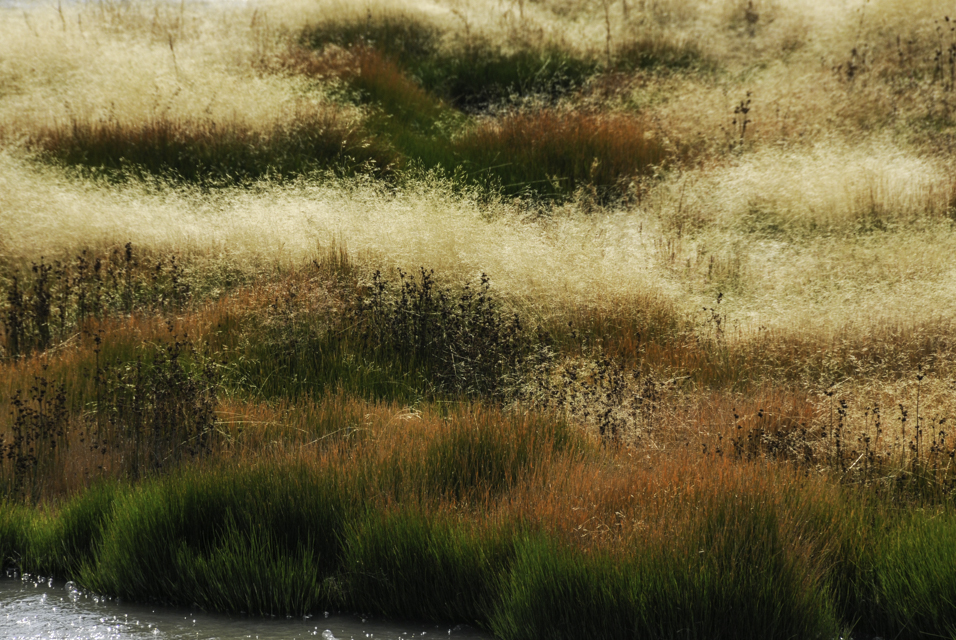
300;12;597;111
614;36;709;73
301;11;443;70
0;501;32;571
342;511;514;624
489;531;839;640
1;382;954;638
413;42;598;112
77;463;348;613
6;459;956;638
48;481;120;577
300;10;705;111
855;510;956;638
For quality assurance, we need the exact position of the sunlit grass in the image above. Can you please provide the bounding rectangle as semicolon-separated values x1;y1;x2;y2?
3;0;956;636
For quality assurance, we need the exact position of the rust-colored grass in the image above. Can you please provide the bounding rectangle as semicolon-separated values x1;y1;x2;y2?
451;110;668;198
28;107;397;182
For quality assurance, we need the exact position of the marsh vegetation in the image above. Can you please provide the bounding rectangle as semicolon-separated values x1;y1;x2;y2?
2;0;956;638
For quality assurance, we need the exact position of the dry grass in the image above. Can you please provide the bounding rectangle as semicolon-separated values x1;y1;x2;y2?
3;5;956;636
1;0;955;497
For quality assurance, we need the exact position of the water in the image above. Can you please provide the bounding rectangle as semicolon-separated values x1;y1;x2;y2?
1;575;495;640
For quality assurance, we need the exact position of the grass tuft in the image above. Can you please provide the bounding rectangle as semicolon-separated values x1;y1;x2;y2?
28;111;397;185
450;110;667;199
343;512;512;625
80;463;348;613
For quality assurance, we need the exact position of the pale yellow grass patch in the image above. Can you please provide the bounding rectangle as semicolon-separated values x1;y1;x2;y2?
0;0;356;144
643;141;956;336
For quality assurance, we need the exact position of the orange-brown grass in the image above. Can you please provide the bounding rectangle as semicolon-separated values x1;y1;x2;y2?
563;306;956;390
3;247;953;504
0;254;363;497
493;448;847;557
205;391;844;560
0;311;219;498
450;110;669;197
27;106;397;182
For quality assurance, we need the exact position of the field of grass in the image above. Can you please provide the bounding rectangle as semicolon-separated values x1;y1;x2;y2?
2;0;956;638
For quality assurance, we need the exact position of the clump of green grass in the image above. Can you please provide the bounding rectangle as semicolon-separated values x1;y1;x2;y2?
614;35;708;72
301;10;443;70
861;510;956;638
79;462;348;614
0;500;32;571
414;42;598;112
489;527;838;640
343;512;513;625
300;11;596;111
48;481;120;577
299;10;704;113
412;408;578;503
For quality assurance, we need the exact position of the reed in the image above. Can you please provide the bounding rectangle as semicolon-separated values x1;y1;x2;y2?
4;448;955;638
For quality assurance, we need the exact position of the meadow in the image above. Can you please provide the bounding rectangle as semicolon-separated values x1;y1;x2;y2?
2;0;956;637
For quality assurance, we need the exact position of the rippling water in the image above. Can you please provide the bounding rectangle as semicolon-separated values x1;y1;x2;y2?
1;575;494;640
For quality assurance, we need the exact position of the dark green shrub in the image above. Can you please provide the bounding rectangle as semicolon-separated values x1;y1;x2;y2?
355;268;534;397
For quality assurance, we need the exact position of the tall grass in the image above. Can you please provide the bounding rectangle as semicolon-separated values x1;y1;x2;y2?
450;110;667;199
300;10;598;111
343;511;513;624
79;463;347;613
2;0;956;636
4;249;954;501
5;446;956;637
29;110;397;184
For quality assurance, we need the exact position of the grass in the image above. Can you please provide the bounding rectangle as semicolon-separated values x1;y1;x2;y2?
28;110;398;185
5;444;956;638
448;110;667;199
300;10;599;111
11;4;689;197
2;0;956;638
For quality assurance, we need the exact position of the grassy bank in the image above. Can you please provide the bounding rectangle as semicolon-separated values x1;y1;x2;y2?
1;262;955;637
3;0;956;638
4;440;956;639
